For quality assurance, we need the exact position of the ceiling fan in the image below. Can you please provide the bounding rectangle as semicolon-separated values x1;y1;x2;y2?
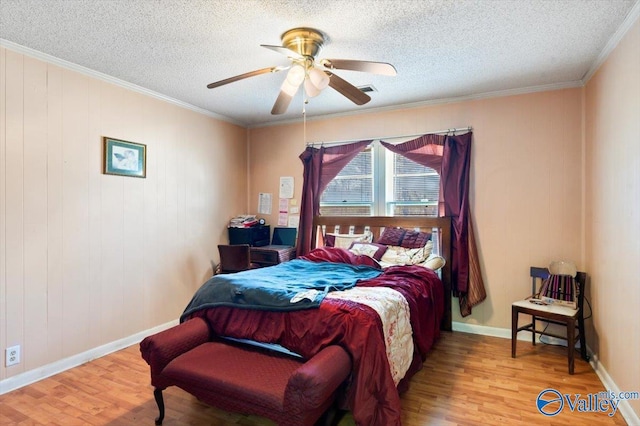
206;27;397;115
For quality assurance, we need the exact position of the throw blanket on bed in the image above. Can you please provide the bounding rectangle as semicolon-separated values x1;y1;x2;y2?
181;259;382;320
326;286;413;385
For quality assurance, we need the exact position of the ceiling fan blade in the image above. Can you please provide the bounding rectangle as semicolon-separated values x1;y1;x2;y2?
327;72;371;106
261;44;305;61
321;59;397;76
207;66;285;89
271;78;302;115
271;90;294;115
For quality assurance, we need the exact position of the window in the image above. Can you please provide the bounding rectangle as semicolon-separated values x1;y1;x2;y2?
320;141;440;216
386;150;440;216
320;146;373;216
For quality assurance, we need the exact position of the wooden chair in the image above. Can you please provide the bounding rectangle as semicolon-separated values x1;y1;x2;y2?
217;244;259;274
511;266;588;374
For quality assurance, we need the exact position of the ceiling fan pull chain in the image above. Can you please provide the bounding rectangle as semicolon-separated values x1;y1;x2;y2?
303;99;307;147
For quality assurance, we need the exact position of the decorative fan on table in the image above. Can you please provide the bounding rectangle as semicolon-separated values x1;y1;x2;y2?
207;27;397;114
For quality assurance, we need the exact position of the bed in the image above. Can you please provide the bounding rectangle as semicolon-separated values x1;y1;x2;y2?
311;215;452;332
179;215;452;426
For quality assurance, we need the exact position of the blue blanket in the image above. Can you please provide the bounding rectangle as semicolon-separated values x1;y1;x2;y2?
181;259;382;320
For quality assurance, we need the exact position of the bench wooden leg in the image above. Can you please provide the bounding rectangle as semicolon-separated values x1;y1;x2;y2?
153;388;165;425
316;406;347;426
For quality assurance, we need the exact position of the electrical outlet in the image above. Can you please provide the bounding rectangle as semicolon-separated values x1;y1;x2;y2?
6;345;20;367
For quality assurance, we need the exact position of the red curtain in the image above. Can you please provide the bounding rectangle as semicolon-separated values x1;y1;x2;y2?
296;132;485;316
296;140;372;256
381;132;486;316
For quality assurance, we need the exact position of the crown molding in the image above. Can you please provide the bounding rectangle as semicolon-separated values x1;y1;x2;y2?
0;39;244;127
250;80;584;129
6;0;637;133
582;0;640;83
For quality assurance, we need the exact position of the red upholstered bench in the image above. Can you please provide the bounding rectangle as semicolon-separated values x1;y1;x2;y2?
140;317;352;426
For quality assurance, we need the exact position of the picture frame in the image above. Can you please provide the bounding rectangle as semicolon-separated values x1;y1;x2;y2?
103;137;146;178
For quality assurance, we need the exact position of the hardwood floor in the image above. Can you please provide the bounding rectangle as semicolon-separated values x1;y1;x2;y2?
0;331;628;425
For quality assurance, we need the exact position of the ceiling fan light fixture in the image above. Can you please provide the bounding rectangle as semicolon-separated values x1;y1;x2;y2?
281;78;301;96
304;78;321;97
308;67;330;91
286;64;306;86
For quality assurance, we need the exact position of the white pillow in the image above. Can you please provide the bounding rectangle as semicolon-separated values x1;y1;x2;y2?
380;240;433;266
348;242;388;260
326;231;373;249
420;253;446;271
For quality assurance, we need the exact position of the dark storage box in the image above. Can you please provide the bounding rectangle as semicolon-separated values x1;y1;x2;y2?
228;225;270;247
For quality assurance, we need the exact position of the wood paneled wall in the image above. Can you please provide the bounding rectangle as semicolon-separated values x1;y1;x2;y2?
0;47;248;380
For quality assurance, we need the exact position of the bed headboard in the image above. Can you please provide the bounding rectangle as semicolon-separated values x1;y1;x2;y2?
312;215;452;331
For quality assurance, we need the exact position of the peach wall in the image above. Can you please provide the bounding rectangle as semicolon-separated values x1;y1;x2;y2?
585;17;639;416
0;47;248;380
248;88;584;329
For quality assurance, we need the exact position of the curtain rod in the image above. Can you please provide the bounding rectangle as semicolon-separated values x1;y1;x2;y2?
306;126;472;147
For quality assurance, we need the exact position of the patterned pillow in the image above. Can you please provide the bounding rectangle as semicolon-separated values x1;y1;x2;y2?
376;227;406;246
400;230;432;249
348;242;388;260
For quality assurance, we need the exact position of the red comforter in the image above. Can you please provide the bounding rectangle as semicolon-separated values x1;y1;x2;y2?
184;247;444;425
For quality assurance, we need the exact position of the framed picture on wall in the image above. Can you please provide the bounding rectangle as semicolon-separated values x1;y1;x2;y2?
103;137;146;178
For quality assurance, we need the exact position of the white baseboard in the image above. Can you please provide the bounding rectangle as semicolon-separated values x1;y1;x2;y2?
453;321;639;425
588;352;640;425
452;321;534;341
0;319;178;395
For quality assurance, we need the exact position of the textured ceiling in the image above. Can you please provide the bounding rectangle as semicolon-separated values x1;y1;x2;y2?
1;0;638;127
